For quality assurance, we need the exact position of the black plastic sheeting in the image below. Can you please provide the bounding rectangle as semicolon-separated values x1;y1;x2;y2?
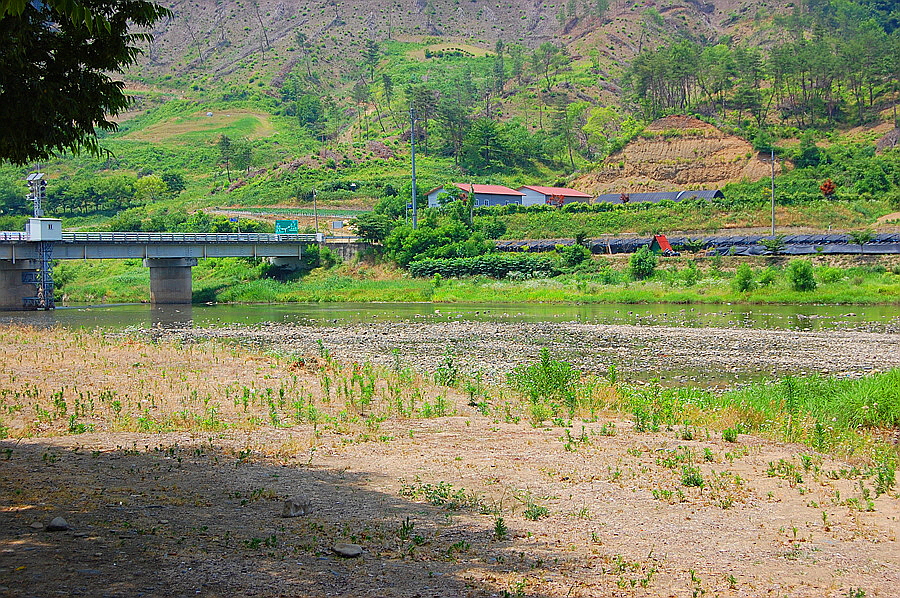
495;233;900;256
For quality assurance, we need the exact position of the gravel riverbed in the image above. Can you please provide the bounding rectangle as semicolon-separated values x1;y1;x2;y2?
146;320;900;386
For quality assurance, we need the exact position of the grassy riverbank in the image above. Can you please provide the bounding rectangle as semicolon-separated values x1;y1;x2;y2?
1;324;896;467
53;254;900;305
2;326;897;597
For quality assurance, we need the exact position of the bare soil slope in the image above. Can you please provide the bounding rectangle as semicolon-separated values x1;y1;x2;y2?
574;116;780;195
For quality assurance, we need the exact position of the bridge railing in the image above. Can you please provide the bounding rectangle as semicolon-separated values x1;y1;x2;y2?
0;232;29;242
57;232;323;244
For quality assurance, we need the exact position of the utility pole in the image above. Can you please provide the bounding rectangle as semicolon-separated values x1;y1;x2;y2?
410;103;418;230
312;188;320;234
770;147;776;236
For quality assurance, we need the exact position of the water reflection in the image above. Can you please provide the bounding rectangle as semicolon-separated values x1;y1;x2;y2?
151;305;194;329
0;301;896;332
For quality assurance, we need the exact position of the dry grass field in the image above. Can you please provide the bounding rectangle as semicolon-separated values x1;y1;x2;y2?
0;326;897;597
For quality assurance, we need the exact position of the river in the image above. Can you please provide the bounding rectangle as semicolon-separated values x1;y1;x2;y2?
1;301;898;332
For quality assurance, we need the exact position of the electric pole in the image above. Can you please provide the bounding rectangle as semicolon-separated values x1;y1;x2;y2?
410;104;418;230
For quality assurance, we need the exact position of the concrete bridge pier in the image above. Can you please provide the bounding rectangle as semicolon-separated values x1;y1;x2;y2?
0;260;38;311
144;258;197;304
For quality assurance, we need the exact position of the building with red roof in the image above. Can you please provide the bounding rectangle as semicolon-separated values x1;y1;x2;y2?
517;185;593;207
426;183;525;208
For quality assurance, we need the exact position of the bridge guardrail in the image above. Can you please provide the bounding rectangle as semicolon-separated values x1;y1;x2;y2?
0;231;356;244
56;232;322;244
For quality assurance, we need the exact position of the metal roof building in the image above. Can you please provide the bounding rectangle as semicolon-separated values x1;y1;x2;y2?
517;185;593;206
426;184;524;208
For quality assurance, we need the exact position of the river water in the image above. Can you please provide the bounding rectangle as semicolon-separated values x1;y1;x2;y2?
1;301;897;332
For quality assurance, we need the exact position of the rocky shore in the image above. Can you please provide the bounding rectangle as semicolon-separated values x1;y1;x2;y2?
144;320;900;386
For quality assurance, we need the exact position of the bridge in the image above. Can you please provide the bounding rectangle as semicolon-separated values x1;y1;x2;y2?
0;218;326;310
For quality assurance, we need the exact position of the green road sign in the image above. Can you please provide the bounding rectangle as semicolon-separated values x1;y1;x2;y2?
275;219;299;234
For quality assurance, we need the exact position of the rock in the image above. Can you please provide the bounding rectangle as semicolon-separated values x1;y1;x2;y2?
46;517;70;531
281;496;313;518
29;522;43;530
332;543;362;558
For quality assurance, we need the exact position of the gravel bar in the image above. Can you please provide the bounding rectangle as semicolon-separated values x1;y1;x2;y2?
145;320;900;386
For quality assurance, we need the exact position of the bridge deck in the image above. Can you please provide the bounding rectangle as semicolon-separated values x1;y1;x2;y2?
0;232;323;261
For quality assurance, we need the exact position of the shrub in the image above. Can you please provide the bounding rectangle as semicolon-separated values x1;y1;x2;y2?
886;189;900;211
629;246;657;280
786;259;817;291
758;266;778;286
816;266;844;284
758;234;786;255
407;254;557;279
556;243;591;268
732;263;755;292
681;261;700;286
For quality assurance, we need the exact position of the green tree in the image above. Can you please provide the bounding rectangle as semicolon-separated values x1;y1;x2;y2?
593;0;609;17
217;135;234;182
362;38;379;80
294;31;314;79
351;80;371;140
732;263;755;292
848;229;874;254
296;94;324;132
461;118;506;172
436;97;469;165
629;246;658;280
530;42;570;91
350;212;396;244
134;175;167;202
231;138;253;175
161;172;186;196
0;0;170;164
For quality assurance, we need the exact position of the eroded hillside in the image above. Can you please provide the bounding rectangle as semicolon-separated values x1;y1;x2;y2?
134;0;785;84
574;116;781;194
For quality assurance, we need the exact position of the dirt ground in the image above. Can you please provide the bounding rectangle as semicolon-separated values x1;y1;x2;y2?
1;326;898;598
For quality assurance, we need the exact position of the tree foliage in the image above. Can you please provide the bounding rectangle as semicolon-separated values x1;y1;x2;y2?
0;0;170;164
623;4;900;127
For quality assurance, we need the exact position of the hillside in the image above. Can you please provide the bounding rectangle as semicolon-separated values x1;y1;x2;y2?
2;0;899;238
133;0;775;85
573;115;779;194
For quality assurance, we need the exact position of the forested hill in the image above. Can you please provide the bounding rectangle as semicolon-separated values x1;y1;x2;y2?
121;0;899;189
2;0;899;229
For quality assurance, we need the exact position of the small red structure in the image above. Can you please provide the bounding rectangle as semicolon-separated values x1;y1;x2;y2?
649;234;679;256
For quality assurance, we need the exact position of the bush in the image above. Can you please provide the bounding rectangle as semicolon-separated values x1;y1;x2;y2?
507;347;579;417
816;266;844;284
758;266;778;286
886;189;900;211
786;259;817;291
407;254;557;279
629;246;657;280
681;261;700;286
556;243;591;268
732;263;755;292
473;216;507;239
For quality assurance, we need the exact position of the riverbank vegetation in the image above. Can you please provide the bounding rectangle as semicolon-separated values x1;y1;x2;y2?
2;325;895;478
52;252;900;305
